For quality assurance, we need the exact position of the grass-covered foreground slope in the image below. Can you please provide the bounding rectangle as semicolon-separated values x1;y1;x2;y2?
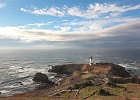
1;83;140;100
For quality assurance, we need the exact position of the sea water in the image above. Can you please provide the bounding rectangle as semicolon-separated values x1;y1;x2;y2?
0;48;140;97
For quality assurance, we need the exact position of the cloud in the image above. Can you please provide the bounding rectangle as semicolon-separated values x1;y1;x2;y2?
21;6;65;16
0;20;140;48
26;21;53;28
27;23;45;28
62;20;68;22
54;26;60;29
63;17;138;33
21;3;140;18
0;3;6;9
60;26;71;32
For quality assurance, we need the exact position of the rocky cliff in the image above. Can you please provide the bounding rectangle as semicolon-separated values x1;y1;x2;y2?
95;63;139;84
49;64;85;74
94;63;131;78
104;63;131;78
109;76;140;84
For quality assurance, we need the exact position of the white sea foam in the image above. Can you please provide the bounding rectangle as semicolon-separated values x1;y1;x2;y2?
7;71;16;75
4;84;19;88
9;66;22;70
16;69;24;73
49;76;54;78
24;67;37;72
0;81;3;84
118;63;138;70
0;90;10;93
22;79;33;85
0;69;7;72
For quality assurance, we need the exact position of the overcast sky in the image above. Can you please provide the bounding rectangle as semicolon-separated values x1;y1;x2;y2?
0;0;140;49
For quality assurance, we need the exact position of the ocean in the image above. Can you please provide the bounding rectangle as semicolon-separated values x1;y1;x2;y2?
0;48;140;97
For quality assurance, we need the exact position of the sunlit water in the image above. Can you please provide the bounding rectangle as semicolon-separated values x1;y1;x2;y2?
0;48;140;97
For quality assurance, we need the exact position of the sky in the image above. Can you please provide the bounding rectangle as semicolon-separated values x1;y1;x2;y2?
0;0;140;49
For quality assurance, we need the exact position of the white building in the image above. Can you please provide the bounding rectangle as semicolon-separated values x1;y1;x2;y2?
89;56;93;65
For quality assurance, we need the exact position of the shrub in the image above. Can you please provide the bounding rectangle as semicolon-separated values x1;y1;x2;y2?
106;82;116;88
98;89;112;96
68;81;94;89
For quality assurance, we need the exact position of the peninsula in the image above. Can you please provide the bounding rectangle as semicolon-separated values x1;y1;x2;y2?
1;57;140;100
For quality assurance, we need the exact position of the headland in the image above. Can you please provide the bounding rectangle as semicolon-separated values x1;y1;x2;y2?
1;63;140;100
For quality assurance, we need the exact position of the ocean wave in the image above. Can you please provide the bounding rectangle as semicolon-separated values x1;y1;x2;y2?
0;68;7;72
0;76;30;85
9;66;22;70
0;90;10;94
118;63;138;70
4;84;19;89
22;79;33;85
10;60;20;61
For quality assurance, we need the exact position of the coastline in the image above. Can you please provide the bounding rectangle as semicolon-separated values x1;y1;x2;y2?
1;63;140;100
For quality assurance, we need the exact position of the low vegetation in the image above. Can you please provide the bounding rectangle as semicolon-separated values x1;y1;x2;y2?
97;88;112;96
81;73;97;80
77;86;100;99
106;82;117;88
68;81;94;89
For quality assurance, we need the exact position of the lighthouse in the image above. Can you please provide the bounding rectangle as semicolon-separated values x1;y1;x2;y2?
89;56;93;65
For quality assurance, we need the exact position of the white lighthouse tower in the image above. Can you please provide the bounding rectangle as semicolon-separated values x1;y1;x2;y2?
89;56;93;65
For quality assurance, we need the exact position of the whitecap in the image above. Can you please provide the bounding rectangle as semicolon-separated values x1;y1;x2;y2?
7;71;16;75
0;90;10;93
9;66;22;70
118;63;138;70
24;67;37;72
4;84;19;88
16;69;24;73
22;79;33;85
0;81;3;84
0;69;7;72
49;76;54;78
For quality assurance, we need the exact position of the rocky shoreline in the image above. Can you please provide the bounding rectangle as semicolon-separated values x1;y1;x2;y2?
48;64;85;74
1;63;140;100
35;63;140;87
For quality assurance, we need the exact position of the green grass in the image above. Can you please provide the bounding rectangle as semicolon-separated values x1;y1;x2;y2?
82;73;97;80
61;91;77;97
77;86;100;99
68;81;94;89
3;83;140;100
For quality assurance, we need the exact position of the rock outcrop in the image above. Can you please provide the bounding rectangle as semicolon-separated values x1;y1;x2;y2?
96;63;131;78
93;63;136;84
33;73;54;84
109;76;140;84
49;64;85;74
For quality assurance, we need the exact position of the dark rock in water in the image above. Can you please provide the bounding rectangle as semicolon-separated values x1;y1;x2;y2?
16;82;22;84
48;69;51;72
16;82;23;85
0;92;1;95
33;73;54;84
